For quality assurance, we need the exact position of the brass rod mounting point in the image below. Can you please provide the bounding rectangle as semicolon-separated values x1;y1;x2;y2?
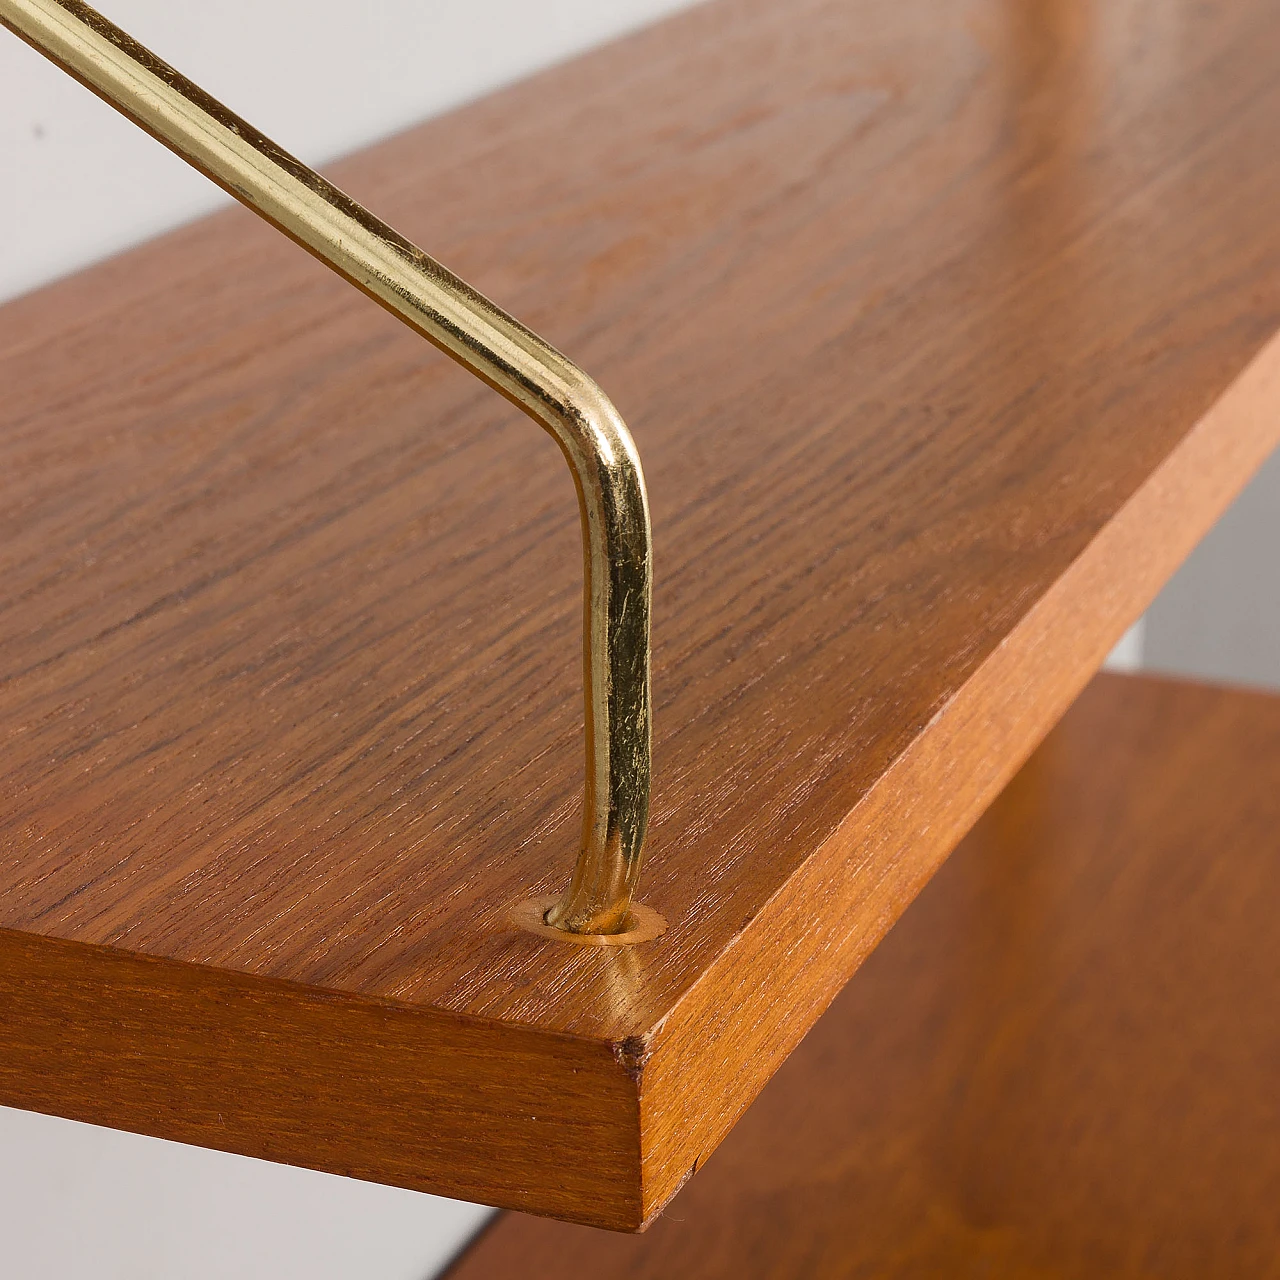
1;0;653;936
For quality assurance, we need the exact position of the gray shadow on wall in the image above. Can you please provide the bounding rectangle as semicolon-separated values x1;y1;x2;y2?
1144;447;1280;692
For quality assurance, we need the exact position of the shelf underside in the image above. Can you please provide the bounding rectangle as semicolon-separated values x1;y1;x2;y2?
452;673;1280;1275
4;0;1280;1230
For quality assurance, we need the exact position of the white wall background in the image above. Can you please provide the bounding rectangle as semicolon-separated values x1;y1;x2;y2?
1;1;1275;1276
0;3;703;1279
0;1106;491;1280
0;0;702;306
1144;450;1280;689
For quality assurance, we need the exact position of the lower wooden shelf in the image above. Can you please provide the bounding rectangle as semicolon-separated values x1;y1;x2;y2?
448;672;1280;1277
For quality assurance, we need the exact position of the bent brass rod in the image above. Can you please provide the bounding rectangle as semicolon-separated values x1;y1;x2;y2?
1;0;651;936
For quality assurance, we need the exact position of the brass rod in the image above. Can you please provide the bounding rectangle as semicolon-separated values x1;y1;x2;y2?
1;0;652;936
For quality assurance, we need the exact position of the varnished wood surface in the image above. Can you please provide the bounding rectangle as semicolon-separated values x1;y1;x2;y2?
449;673;1280;1276
4;0;1280;1228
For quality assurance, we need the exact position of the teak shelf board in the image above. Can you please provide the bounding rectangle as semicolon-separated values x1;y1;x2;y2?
3;0;1280;1231
449;673;1280;1278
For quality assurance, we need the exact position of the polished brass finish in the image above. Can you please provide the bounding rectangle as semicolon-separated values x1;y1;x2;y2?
1;0;652;935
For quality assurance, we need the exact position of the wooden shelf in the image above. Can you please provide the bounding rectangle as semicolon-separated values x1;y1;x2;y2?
3;0;1280;1232
449;672;1280;1275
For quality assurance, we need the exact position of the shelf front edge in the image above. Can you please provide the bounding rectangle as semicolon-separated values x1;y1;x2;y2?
0;924;646;1230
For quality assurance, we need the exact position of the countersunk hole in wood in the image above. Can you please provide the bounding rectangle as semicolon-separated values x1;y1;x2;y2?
509;896;667;946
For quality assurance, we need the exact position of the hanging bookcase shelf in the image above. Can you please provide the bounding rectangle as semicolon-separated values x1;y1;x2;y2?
2;0;1280;1233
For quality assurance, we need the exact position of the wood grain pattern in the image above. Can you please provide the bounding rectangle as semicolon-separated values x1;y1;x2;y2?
3;0;1280;1228
449;673;1280;1276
